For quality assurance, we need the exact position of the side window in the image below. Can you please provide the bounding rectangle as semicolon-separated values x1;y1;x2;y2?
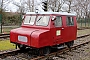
54;16;62;27
66;17;74;26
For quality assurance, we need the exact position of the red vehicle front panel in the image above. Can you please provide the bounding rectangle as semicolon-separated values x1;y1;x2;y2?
10;27;39;46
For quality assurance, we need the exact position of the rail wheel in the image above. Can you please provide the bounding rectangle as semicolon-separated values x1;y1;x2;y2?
38;47;51;56
18;44;26;50
43;47;51;55
65;40;74;48
70;40;74;46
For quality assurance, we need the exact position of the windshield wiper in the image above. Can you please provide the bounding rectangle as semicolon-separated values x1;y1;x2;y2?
37;17;42;22
29;16;31;23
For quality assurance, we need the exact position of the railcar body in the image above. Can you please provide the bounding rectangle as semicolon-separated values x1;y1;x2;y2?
10;12;77;55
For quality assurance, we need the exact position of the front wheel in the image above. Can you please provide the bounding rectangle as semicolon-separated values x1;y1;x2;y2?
38;47;51;56
43;47;51;55
18;44;26;50
65;40;74;48
70;40;74;46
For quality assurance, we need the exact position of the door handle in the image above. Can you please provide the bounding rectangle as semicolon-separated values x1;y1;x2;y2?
62;28;64;30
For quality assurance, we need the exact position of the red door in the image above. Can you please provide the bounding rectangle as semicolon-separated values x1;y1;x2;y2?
54;16;64;44
65;16;77;41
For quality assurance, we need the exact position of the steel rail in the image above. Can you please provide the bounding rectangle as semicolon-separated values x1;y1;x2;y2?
0;33;89;39
0;49;20;58
0;33;10;38
0;33;10;36
77;34;90;39
77;27;90;30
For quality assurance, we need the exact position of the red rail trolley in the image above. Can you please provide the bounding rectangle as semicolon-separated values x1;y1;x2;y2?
10;12;77;55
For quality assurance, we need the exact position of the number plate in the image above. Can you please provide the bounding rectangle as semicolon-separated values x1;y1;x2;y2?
18;36;27;42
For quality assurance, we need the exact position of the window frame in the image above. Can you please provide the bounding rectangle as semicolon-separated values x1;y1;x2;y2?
54;16;62;27
66;16;74;26
35;15;50;26
24;15;36;25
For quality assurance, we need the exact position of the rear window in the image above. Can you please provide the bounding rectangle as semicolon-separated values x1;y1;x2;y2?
66;17;74;26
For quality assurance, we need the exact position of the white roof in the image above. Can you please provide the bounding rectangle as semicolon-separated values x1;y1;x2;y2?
26;12;76;16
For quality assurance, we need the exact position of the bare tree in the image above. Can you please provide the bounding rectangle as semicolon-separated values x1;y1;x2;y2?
47;0;65;12
63;0;76;13
81;0;90;18
24;0;35;12
0;0;12;33
11;0;90;18
0;0;3;12
72;0;90;18
12;0;26;13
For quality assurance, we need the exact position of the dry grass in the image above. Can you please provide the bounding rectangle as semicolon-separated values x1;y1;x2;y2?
77;29;90;37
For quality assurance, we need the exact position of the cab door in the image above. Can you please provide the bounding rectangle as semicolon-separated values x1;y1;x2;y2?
54;16;64;44
65;16;76;41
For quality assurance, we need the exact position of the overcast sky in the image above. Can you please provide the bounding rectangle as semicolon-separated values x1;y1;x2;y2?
6;0;42;12
7;3;17;12
5;0;20;12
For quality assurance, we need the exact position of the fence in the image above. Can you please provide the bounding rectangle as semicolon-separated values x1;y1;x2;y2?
77;18;90;28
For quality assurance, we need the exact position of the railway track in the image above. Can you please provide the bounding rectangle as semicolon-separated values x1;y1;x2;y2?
31;37;90;60
77;27;90;30
0;34;90;60
0;33;10;38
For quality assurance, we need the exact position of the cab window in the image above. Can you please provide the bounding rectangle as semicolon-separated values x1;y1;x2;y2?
36;16;50;26
66;17;74;26
24;16;36;25
54;16;62;27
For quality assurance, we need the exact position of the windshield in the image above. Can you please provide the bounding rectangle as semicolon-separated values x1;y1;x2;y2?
36;16;50;26
24;16;36;25
24;15;50;26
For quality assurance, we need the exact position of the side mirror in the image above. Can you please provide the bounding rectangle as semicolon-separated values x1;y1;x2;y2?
52;16;56;21
22;15;25;20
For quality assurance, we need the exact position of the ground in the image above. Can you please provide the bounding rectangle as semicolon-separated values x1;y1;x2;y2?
51;36;90;60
